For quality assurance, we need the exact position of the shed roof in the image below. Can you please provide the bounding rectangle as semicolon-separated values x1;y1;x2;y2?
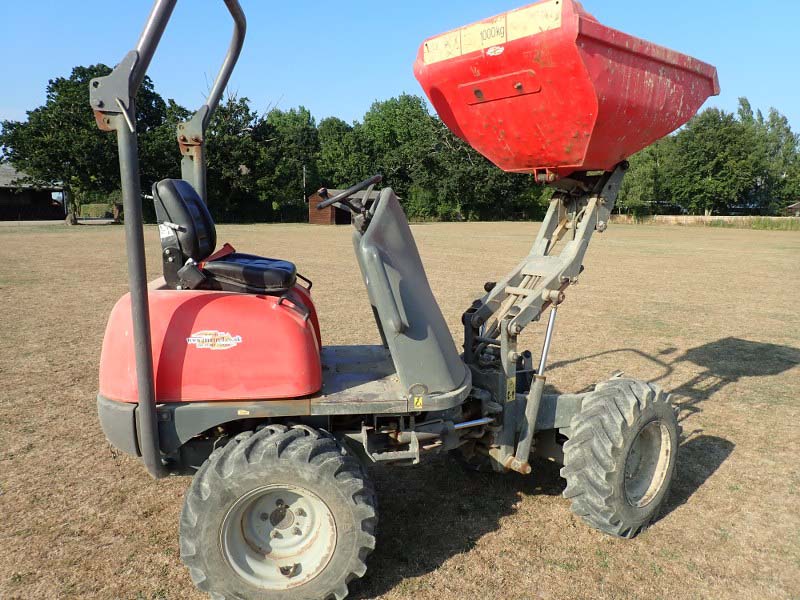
787;201;800;210
0;163;62;190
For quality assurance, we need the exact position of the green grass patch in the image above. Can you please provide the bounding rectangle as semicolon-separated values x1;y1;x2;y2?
79;203;113;218
750;217;800;230
706;217;800;230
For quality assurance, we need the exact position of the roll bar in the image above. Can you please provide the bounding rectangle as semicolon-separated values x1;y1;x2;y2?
89;0;247;479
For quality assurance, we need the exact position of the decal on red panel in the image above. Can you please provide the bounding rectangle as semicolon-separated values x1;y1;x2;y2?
186;330;243;350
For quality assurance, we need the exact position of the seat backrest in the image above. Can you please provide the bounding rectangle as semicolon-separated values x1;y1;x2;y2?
153;179;217;263
354;188;469;398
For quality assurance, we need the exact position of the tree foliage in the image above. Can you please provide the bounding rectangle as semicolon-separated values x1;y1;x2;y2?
1;65;797;222
204;95;267;222
618;99;800;216
0;65;175;216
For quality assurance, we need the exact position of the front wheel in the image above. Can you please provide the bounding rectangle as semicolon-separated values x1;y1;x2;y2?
180;425;377;600
561;379;680;538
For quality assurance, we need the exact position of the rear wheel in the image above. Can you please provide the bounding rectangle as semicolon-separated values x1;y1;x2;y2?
180;425;377;600
561;379;680;538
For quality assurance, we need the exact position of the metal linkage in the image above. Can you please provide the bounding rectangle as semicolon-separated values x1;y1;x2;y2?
507;305;558;474
472;164;627;345
356;417;494;465
468;164;628;474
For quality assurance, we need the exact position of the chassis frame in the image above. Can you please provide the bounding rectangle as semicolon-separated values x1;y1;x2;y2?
94;0;629;478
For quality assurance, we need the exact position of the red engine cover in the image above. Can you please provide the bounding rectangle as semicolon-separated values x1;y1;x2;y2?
414;0;720;180
99;286;322;403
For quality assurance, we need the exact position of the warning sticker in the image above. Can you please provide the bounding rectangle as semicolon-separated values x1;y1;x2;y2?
423;30;461;65
506;378;517;403
507;1;563;42
461;16;507;55
423;0;562;65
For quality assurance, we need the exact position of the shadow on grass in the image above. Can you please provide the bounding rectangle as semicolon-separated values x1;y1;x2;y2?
669;337;800;421
547;337;800;422
349;456;564;599
658;434;735;521
351;338;798;597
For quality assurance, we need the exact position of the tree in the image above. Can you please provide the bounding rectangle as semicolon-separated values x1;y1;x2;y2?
619;138;677;217
261;107;321;221
614;99;800;218
0;65;177;219
360;94;440;201
204;95;269;222
140;99;191;189
317;117;372;189
431;120;547;221
353;94;536;221
761;108;800;213
667;108;755;216
5;64;798;224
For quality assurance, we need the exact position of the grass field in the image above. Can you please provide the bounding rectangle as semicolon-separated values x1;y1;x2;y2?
1;221;799;600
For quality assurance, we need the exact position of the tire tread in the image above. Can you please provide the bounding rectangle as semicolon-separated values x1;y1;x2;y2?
180;425;377;600
560;378;681;539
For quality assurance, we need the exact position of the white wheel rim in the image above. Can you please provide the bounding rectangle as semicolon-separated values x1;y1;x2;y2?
220;484;337;590
624;420;673;508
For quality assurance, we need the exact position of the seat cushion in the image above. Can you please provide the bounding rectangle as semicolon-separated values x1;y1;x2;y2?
202;253;297;294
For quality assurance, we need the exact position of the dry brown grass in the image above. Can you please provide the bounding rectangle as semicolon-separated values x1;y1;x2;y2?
1;222;799;600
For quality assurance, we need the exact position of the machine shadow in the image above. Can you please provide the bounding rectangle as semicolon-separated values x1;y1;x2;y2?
657;434;734;521
667;337;800;422
547;337;800;424
351;338;799;597
349;456;565;599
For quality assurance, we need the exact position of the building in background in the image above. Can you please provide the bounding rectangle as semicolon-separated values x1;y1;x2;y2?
0;164;65;220
307;189;381;225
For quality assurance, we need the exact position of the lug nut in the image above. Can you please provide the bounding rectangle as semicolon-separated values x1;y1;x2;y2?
271;530;283;539
296;508;306;517
293;527;302;536
279;563;300;578
259;513;268;521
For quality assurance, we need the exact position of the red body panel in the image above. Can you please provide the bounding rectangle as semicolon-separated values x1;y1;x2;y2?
99;285;322;403
413;0;720;179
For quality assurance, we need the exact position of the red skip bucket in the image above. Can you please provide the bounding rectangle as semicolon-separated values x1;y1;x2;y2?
414;0;720;180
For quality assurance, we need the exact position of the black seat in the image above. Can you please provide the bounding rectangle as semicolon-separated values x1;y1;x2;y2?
152;179;296;294
202;253;296;293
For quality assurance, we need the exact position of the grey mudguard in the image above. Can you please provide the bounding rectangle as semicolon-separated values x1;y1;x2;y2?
355;188;471;403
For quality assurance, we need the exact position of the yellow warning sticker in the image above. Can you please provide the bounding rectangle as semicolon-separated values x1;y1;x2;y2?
423;30;461;65
507;378;516;403
461;16;507;55
507;1;563;43
423;0;563;65
413;396;424;409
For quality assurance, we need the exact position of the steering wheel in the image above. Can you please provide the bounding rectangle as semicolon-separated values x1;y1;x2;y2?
316;174;382;210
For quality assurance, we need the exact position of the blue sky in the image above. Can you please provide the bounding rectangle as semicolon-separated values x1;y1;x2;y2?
1;1;797;130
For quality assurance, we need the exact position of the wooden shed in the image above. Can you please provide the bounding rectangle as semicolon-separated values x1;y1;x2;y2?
785;202;800;217
0;164;65;221
307;189;382;225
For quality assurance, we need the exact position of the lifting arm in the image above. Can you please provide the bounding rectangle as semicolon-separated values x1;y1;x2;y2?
463;164;628;473
467;163;628;351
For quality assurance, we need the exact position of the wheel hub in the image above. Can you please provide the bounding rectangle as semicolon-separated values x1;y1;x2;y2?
624;419;673;508
221;484;337;590
268;503;295;530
